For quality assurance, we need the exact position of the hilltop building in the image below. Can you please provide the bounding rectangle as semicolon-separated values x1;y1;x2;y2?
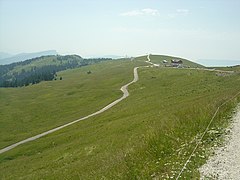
171;59;183;67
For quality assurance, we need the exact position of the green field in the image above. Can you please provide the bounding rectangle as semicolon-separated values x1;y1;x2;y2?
0;55;240;179
0;59;146;148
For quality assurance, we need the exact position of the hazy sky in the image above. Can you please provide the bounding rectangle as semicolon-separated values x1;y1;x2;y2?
0;0;240;61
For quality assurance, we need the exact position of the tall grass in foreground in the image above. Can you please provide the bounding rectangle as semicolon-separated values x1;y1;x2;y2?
111;95;239;179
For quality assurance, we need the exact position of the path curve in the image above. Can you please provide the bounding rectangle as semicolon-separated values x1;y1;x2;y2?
0;65;149;154
146;54;160;67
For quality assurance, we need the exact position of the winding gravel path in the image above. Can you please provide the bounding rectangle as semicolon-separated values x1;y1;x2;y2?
0;65;149;154
146;54;160;67
200;105;240;179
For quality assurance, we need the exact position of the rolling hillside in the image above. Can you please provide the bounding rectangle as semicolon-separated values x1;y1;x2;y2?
0;55;239;179
0;55;112;87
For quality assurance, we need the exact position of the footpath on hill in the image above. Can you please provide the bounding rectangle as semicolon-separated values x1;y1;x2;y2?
200;105;240;179
0;63;149;154
0;54;237;158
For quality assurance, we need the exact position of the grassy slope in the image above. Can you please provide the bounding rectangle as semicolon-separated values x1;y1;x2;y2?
0;59;146;148
11;56;60;73
214;65;240;72
0;56;240;179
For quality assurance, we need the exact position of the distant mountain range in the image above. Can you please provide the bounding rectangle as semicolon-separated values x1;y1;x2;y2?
0;50;58;65
0;52;12;60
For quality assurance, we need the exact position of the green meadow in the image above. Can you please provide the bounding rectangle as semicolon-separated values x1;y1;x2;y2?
0;55;240;179
0;59;146;149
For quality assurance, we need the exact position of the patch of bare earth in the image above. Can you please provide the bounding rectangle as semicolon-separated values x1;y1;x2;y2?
200;105;240;179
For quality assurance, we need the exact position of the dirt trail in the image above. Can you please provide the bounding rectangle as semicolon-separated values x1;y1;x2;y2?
146;54;160;67
200;105;240;179
0;65;149;154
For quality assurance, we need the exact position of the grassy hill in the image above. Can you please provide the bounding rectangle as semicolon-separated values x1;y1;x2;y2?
0;58;145;149
0;55;240;179
147;54;204;68
8;55;82;73
0;55;112;87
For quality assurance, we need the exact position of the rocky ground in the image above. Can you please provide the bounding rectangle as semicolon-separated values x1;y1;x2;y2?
199;105;240;179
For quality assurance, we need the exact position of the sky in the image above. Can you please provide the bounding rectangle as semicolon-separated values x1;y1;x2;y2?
0;0;240;63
